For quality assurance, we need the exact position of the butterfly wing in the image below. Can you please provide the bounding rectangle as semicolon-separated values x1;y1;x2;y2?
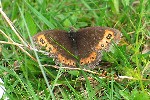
76;27;121;68
33;30;77;67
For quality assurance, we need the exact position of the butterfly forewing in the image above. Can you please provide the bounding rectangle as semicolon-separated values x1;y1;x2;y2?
33;30;77;67
76;27;121;67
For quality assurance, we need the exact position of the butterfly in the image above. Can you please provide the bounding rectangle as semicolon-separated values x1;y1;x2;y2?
33;26;121;68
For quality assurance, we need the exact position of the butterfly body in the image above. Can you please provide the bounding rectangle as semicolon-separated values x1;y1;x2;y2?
33;26;121;68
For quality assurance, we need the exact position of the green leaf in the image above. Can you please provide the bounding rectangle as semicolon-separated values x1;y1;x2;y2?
25;12;37;35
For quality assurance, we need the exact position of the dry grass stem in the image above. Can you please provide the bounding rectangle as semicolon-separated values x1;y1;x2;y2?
0;8;27;47
0;9;36;61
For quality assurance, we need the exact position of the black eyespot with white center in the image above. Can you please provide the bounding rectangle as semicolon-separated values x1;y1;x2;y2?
40;38;45;44
106;34;112;39
101;44;104;47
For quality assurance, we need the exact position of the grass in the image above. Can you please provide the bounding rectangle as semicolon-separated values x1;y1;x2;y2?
0;0;150;99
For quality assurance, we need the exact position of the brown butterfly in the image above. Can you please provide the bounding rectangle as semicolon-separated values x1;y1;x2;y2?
33;27;121;68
